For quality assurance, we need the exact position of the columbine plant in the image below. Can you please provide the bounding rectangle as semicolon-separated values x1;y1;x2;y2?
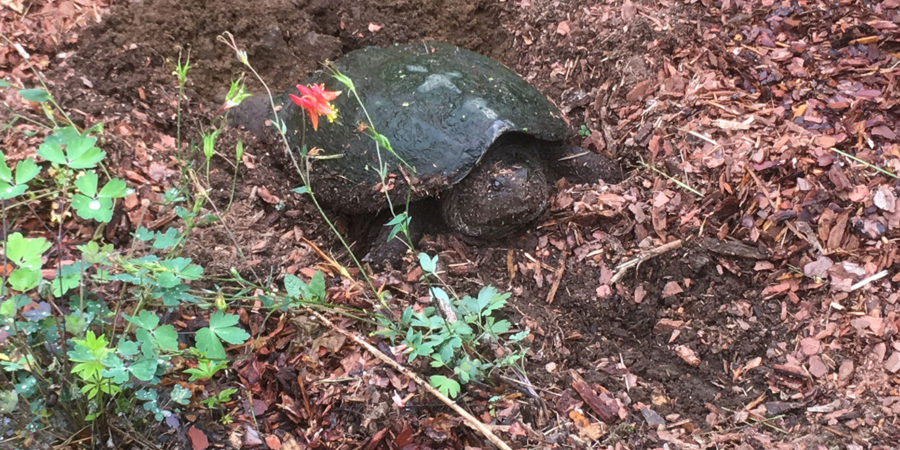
0;71;252;441
215;33;532;399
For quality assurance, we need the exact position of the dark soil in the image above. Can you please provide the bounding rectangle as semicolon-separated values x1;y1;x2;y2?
18;0;895;447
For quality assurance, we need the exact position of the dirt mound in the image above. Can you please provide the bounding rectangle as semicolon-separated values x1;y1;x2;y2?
60;0;509;109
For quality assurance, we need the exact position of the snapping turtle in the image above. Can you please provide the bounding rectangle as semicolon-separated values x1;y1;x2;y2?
239;43;620;264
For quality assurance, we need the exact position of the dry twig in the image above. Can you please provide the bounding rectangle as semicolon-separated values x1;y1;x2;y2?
610;239;683;284
306;309;514;450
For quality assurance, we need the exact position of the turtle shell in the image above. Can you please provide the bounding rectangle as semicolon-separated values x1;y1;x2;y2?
280;42;567;213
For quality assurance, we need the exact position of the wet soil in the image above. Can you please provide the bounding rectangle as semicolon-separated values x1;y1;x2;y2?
44;0;793;446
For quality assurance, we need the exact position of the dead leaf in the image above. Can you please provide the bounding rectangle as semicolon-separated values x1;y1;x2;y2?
885;352;900;373
808;355;828;378
556;21;570;35
674;345;701;366
662;281;683;298
569;410;604;440
873;186;896;212
368;22;382;32
188;426;209;450
799;337;820;356
802;256;833;278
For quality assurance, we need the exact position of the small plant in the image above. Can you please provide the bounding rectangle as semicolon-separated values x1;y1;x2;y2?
0;76;251;443
578;124;591;137
375;254;529;398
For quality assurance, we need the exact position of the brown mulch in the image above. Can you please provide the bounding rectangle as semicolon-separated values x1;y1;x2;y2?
2;0;899;448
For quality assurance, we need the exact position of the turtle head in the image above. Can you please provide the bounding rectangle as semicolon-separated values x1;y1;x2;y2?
441;144;549;240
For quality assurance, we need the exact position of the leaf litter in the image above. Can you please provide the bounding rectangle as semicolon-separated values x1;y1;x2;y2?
2;0;900;447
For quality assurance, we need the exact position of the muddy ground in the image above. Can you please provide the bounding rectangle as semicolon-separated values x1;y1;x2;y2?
4;0;900;448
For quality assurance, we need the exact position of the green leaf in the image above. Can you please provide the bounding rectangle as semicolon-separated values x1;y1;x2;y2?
0;183;26;200
152;228;180;249
209;311;250;345
117;340;140;357
195;311;250;359
19;88;50;103
130;357;158;381
135;227;155;241
291;185;309;195
308;271;326;302
7;267;41;292
154;325;179;352
194;327;223;359
36;135;66;165
508;329;529;343
490;319;511;335
6;232;51;269
0;153;11;183
430;375;460;398
0;390;18;414
418;253;438;274
37;127;105;169
14;158;40;185
75;171;99;197
0;299;15;317
64;312;86;336
127;310;160;330
171;384;192;405
99;178;127;198
71;194;113;222
51;263;81;297
284;274;303;298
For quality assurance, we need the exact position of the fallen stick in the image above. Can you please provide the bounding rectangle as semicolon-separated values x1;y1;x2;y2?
545;249;568;304
610;239;683;284
306;308;513;450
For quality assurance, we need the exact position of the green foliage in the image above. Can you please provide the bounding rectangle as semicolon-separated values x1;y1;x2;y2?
194;311;251;360
37;126;106;169
71;171;128;222
283;271;326;304
185;359;228;382
4;232;51;291
578;124;591;137
19;88;51;103
0;154;39;199
376;255;529;398
199;387;236;409
0;81;251;438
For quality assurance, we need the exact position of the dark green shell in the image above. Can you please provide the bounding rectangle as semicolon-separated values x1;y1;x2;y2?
280;42;567;213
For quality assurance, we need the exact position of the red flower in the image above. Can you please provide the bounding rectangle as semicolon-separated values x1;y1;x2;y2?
289;83;341;131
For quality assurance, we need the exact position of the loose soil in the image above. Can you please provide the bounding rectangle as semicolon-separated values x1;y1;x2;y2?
5;0;899;447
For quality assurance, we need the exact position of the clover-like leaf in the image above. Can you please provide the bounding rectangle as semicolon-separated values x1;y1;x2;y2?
71;194;113;222
75;171;99;197
127;310;160;330
429;375;460;398
194;311;250;360
99;178;127;198
130;357;158;381
170;384;192;405
37;127;105;169
6;232;50;270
